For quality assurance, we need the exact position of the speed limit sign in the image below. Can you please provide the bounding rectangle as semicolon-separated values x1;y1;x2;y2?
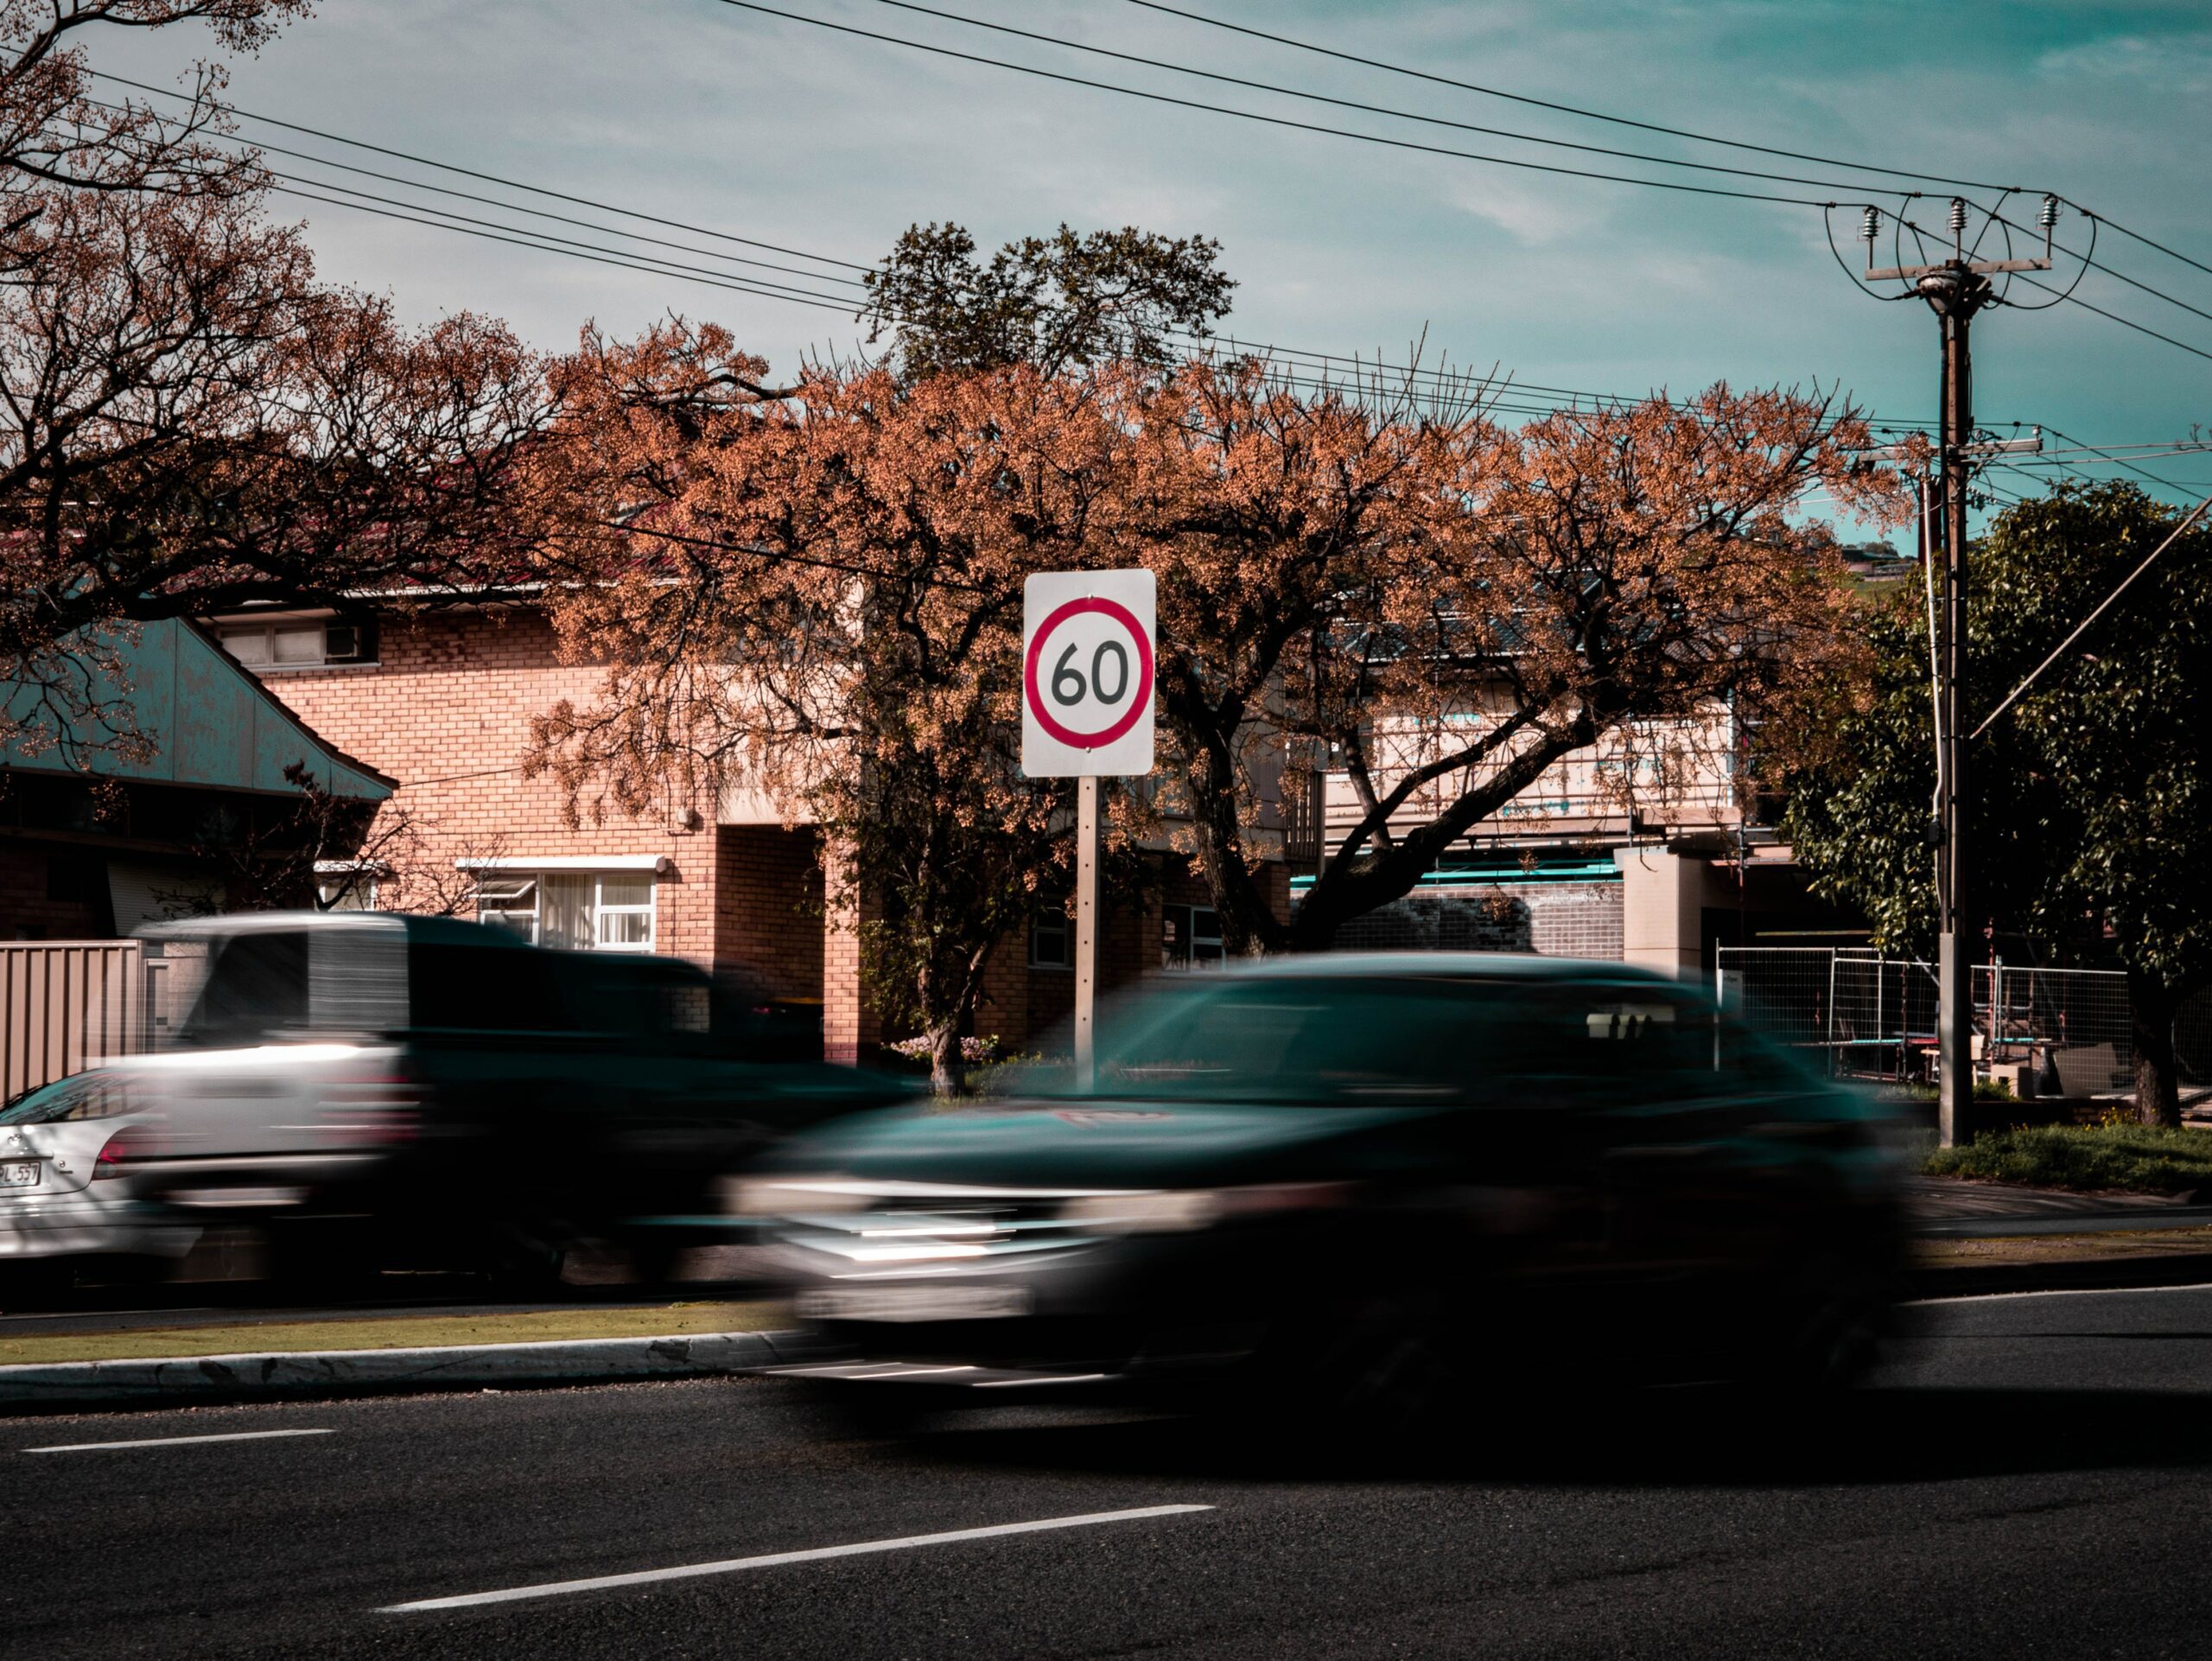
1020;570;1155;778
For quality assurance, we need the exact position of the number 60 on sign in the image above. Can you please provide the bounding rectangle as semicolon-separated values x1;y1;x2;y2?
1020;570;1156;779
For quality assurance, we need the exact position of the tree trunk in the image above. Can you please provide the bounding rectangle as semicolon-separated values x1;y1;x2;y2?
928;1023;967;1098
2127;970;2181;1129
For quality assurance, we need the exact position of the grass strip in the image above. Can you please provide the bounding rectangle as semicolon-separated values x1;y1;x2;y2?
0;1300;787;1368
1924;1123;2212;1195
1913;1226;2212;1270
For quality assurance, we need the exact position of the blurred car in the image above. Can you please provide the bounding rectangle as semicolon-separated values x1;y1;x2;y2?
749;953;1907;1421
0;1070;194;1296
111;912;912;1285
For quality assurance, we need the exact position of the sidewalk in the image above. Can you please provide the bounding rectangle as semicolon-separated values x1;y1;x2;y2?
1908;1176;2212;1238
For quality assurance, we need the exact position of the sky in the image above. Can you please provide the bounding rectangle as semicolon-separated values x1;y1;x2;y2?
92;0;2212;541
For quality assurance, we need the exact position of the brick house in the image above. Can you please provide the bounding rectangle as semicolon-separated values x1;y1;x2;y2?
206;599;1274;1062
1297;701;1858;980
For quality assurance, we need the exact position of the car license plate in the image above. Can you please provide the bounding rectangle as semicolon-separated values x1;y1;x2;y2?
798;1284;1032;1323
1;1161;39;1188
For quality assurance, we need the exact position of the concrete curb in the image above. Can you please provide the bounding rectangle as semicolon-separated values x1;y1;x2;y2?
0;1327;831;1416
1910;1257;2212;1300
1913;1206;2212;1239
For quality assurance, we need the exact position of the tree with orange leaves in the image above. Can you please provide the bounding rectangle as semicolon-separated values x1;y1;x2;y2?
1;2;550;765
529;319;1905;1079
1114;369;1909;951
527;321;1121;1092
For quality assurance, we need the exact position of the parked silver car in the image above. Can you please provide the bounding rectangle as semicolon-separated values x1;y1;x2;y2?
0;1070;192;1296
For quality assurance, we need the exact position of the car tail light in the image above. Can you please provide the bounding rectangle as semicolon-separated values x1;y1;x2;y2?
90;1130;137;1180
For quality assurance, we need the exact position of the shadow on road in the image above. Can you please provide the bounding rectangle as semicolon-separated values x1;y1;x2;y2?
820;1385;2212;1490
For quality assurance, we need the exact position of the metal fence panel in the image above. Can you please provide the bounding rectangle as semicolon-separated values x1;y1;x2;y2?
0;939;147;1102
1719;945;2146;1093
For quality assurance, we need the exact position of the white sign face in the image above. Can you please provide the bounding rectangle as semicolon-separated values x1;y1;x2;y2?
1020;570;1156;778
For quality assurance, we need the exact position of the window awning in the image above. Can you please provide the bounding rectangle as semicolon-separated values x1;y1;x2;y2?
453;856;674;876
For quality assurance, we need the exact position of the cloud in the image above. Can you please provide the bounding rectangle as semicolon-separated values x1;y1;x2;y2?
2037;32;2212;95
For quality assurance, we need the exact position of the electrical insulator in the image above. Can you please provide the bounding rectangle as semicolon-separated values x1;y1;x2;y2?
2038;194;2060;229
1948;198;1968;236
1859;206;1879;243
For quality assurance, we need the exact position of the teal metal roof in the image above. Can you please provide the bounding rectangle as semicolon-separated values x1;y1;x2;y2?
3;620;393;802
1292;856;1622;892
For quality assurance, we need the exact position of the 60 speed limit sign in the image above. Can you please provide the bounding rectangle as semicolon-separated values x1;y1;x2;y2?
1020;570;1155;777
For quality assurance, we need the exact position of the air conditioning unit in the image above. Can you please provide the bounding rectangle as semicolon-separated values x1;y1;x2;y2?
323;621;368;662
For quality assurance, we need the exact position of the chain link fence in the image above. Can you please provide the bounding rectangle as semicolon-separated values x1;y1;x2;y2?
1715;946;2209;1095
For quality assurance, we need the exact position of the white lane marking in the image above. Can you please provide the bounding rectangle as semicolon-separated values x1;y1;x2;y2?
1908;1280;2212;1307
22;1428;335;1455
381;1504;1215;1613
973;1372;1109;1388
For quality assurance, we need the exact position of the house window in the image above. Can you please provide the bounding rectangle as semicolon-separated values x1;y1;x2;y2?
1161;905;1224;971
1030;901;1072;970
316;876;378;912
216;617;375;669
474;871;657;951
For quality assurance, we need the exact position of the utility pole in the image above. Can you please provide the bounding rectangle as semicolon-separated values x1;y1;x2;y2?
1864;198;2052;1146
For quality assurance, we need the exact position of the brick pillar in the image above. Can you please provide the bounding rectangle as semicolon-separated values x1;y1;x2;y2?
821;837;880;1066
1615;844;1706;980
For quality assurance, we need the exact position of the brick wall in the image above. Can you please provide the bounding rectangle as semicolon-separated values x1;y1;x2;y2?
259;609;721;964
1322;881;1624;960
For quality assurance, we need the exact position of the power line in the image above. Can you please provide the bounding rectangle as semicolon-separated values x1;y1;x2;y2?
2063;200;2212;284
92;70;872;274
1120;0;2016;194
2011;270;2212;367
267;184;864;315
104;73;2018;442
2040;425;2200;497
705;0;1853;208
270;174;865;309
96;73;1974;431
865;0;1942;200
1983;203;2212;332
1970;488;2212;741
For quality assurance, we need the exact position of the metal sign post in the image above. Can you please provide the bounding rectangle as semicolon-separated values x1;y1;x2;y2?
1020;570;1157;1093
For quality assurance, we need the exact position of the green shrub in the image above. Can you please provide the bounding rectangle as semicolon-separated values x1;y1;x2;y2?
1925;1123;2212;1193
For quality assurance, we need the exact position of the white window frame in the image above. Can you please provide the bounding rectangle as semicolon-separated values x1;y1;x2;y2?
466;867;658;952
214;617;375;671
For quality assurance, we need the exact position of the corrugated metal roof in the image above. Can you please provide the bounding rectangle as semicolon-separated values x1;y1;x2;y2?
2;620;393;801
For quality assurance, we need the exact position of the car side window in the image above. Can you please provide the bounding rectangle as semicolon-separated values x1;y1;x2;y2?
1510;985;1718;1105
408;943;567;1033
180;931;310;1045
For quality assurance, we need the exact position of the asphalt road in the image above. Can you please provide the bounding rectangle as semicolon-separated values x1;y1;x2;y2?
11;1287;2212;1660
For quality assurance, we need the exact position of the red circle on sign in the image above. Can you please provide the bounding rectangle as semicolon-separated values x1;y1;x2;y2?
1024;595;1154;750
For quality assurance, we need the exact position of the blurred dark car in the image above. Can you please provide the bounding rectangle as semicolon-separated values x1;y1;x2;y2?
749;954;1906;1419
113;912;912;1284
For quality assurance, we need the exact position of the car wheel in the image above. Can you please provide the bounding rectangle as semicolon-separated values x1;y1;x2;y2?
1767;1256;1895;1392
1301;1294;1465;1439
0;1257;73;1310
